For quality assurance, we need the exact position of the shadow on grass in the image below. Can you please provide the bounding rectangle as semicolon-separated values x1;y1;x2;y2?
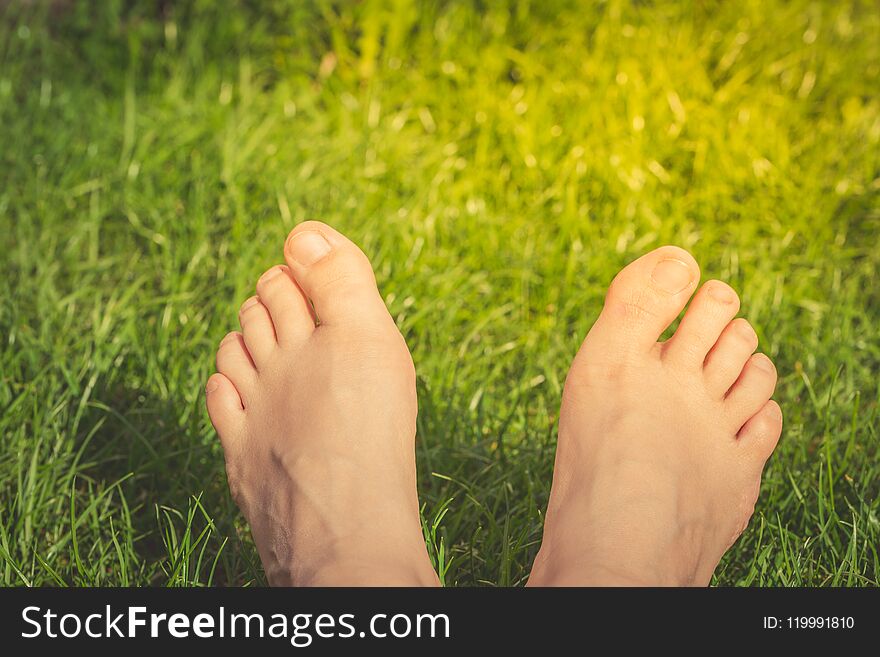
75;383;263;586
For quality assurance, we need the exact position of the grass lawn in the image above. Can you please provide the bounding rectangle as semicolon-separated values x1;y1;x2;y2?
1;0;878;586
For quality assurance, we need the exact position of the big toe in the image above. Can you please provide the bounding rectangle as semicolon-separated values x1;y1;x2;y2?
587;246;700;355
283;221;387;327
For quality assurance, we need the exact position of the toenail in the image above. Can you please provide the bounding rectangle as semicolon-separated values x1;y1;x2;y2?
650;258;694;294
240;296;260;313
753;355;775;372
259;267;284;284
708;283;737;304
205;378;219;393
767;402;782;419
287;230;331;266
737;321;756;339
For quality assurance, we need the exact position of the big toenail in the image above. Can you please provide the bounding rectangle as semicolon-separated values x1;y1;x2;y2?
650;258;694;294
708;283;736;303
240;297;260;313
287;231;331;265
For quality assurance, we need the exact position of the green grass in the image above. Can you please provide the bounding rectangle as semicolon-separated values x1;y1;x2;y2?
1;0;878;587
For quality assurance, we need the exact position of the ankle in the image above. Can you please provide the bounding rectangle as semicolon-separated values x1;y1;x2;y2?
531;556;683;586
266;539;439;586
290;554;439;587
529;540;700;587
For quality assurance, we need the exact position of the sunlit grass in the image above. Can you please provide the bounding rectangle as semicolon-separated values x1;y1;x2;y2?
0;0;877;586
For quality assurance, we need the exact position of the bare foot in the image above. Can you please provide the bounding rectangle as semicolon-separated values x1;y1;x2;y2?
205;221;439;586
529;246;782;586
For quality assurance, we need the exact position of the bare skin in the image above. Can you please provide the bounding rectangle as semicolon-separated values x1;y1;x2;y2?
528;246;782;586
207;226;781;587
205;221;439;586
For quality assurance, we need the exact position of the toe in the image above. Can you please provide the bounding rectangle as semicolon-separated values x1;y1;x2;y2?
283;221;388;327
737;400;783;465
663;280;740;368
238;296;277;367
587;245;700;355
703;318;759;397
215;331;257;403
205;372;245;456
725;353;777;428
255;265;316;344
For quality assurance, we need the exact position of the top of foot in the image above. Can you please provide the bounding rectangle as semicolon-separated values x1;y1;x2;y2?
531;246;782;586
206;221;439;586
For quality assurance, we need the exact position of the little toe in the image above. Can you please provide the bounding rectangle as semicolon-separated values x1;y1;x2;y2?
585;245;700;356
283;221;389;327
255;265;316;345
704;318;759;397
725;353;778;427
215;331;257;404
238;296;277;367
663;280;740;368
737;400;783;466
205;372;245;456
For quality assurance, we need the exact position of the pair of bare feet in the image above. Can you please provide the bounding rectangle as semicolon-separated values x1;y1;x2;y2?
205;222;782;586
